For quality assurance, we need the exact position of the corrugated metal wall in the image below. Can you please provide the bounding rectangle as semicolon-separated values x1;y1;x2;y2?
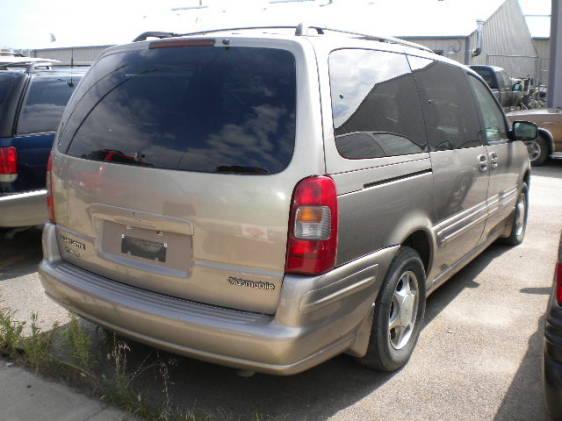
31;46;110;65
533;38;550;85
469;0;538;79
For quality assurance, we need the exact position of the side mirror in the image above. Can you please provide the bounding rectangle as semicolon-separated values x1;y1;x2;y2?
511;121;538;141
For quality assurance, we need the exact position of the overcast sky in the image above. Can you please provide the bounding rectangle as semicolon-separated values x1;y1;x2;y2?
0;0;552;49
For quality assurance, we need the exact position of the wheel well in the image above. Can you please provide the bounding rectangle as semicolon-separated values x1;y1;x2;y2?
403;230;432;275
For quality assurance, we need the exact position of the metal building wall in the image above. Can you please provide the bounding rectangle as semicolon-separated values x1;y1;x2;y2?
469;0;537;79
533;38;551;85
31;46;111;65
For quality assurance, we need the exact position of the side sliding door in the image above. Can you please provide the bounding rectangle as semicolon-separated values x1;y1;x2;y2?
408;56;490;283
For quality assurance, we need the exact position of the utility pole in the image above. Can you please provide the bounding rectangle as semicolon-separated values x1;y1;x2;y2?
549;0;562;108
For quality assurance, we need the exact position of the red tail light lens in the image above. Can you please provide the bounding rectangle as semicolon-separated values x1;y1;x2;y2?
46;153;55;223
556;262;562;306
0;146;17;182
285;176;338;275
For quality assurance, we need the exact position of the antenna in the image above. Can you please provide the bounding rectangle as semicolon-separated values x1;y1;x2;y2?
68;48;74;87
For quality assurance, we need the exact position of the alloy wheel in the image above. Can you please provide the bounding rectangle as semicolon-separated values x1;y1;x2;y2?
525;140;542;163
388;270;419;350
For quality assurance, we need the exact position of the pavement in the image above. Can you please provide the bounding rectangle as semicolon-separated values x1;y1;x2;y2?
0;161;561;421
0;359;125;421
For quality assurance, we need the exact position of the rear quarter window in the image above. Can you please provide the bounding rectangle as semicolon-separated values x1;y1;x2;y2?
0;72;24;136
328;48;427;160
63;46;297;175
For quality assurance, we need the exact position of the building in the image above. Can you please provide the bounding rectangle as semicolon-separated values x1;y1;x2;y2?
396;0;538;80
525;14;551;85
31;0;539;80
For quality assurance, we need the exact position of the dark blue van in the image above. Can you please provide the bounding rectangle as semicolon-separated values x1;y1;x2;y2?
0;62;86;227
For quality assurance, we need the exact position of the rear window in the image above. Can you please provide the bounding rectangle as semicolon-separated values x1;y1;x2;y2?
472;67;497;89
17;75;81;134
63;46;297;175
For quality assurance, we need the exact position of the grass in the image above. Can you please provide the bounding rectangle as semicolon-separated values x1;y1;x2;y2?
0;308;217;420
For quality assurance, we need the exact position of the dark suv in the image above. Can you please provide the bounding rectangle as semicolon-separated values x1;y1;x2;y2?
0;62;86;228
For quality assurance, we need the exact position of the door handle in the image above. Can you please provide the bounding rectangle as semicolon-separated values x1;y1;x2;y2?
489;152;499;169
477;154;488;172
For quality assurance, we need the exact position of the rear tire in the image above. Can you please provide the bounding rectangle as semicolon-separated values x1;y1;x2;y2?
501;182;529;246
359;247;426;372
525;135;548;166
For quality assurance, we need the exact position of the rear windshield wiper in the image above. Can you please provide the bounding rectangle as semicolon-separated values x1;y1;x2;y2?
215;165;269;175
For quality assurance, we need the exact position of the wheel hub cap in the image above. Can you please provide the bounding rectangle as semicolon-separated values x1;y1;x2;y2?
515;192;526;237
525;141;541;162
388;271;419;350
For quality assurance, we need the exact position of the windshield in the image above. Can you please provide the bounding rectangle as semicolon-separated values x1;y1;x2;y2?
62;46;297;175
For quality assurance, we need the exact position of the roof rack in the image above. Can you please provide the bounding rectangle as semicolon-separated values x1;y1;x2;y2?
171;24;432;53
0;60;58;73
133;31;180;42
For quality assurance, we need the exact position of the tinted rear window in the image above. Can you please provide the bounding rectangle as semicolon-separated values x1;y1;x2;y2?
472;67;497;89
63;46;297;175
17;75;81;134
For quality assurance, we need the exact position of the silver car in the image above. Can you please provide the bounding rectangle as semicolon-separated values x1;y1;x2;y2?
39;26;535;375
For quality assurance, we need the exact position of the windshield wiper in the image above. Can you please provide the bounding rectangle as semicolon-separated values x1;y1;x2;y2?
215;165;269;174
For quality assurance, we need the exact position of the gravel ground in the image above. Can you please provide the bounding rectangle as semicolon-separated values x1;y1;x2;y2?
1;161;561;421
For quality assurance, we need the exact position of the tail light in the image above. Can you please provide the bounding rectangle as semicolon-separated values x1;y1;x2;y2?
0;146;17;182
556;262;562;306
46;152;55;223
285;176;338;275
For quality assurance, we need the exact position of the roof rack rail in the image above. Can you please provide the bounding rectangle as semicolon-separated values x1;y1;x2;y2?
0;60;57;73
133;31;180;42
176;24;432;53
305;26;433;53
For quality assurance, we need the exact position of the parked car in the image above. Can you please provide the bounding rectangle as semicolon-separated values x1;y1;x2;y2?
507;108;562;166
544;232;562;420
39;26;534;375
0;62;86;228
470;65;522;109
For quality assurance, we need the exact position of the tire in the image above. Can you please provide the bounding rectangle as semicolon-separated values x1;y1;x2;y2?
359;247;426;372
524;135;549;166
501;182;529;246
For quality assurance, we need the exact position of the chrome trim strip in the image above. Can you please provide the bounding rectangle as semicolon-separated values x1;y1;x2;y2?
435;185;519;246
439;212;488;245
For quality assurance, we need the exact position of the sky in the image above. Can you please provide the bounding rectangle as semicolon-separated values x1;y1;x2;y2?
0;0;552;50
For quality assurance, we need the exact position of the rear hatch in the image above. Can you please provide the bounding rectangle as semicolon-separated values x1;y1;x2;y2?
51;37;323;314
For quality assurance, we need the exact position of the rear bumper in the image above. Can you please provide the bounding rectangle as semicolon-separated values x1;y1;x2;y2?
0;189;47;228
39;223;397;375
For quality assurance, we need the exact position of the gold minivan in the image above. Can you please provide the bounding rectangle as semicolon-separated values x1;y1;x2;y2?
40;26;535;375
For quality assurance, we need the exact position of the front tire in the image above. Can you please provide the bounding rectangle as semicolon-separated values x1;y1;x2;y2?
501;182;529;246
525;135;548;166
359;247;426;372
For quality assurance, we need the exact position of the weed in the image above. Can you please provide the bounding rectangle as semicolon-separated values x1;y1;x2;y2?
21;312;58;373
0;308;24;359
64;314;92;370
